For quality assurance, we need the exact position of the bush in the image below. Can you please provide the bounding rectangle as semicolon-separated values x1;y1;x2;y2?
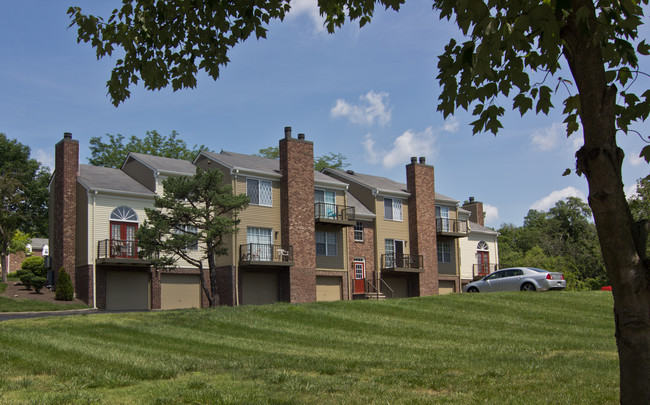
21;256;46;277
31;276;47;294
55;268;74;301
19;272;34;290
7;271;19;279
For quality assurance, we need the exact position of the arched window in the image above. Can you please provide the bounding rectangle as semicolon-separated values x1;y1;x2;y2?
110;206;138;222
477;241;489;251
476;241;490;276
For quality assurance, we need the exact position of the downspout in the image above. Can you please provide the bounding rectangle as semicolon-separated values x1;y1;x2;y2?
233;169;239;306
92;190;97;309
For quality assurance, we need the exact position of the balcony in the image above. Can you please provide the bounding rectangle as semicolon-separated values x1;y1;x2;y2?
381;254;424;273
97;239;151;265
239;243;294;267
436;218;469;237
473;263;497;280
314;203;356;226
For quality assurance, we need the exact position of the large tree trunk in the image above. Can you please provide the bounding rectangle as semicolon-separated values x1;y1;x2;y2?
563;2;650;403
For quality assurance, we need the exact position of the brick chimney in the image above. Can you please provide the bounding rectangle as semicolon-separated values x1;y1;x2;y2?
52;132;78;289
463;196;485;227
406;156;438;296
279;127;316;303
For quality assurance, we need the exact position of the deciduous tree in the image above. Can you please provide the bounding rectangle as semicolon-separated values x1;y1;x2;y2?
88;130;209;168
136;168;249;307
68;1;650;401
255;146;349;170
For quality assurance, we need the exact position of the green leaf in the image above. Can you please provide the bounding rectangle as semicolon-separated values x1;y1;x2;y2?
638;40;650;56
640;146;650;164
562;168;571;176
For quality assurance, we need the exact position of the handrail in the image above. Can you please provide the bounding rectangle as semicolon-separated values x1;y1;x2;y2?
314;202;355;222
239;243;293;263
436;218;468;234
97;239;138;259
380;279;394;299
381;254;423;270
473;263;497;278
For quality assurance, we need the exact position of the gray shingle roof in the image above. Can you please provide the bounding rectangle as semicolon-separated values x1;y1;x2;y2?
200;150;281;176
469;221;498;235
323;168;409;195
127;153;197;175
78;164;154;195
345;192;375;219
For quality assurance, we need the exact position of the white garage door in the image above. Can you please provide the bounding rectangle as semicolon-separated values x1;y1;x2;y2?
382;277;409;298
241;271;278;305
316;276;342;301
106;271;150;310
161;274;201;310
439;280;456;295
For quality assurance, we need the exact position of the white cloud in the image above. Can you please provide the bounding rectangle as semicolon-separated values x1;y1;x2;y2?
361;128;436;168
530;186;587;211
331;91;392;126
362;133;380;163
625;183;639;200
530;122;565;152
629;153;645;167
286;0;325;32
35;149;54;172
442;117;459;133
483;204;499;228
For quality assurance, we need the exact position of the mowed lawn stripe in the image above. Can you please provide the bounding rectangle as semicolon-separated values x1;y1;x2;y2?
0;291;618;404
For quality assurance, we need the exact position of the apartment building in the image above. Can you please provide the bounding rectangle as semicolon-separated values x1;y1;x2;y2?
49;128;498;310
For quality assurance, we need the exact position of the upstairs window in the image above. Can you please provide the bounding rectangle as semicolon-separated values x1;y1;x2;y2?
354;221;364;242
437;241;451;263
110;206;138;222
383;198;403;221
316;231;337;256
247;178;272;206
175;224;198;251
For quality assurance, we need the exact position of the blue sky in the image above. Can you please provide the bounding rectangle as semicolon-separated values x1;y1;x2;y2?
1;1;648;227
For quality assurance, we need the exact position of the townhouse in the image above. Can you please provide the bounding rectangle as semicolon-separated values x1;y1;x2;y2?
49;128;498;310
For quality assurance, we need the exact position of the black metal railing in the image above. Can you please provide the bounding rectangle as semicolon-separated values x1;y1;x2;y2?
239;243;293;263
473;263;497;278
381;254;423;270
97;239;138;259
314;203;355;222
436;218;468;234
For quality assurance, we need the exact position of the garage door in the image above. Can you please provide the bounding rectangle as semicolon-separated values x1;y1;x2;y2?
439;280;456;295
382;277;409;298
161;274;201;310
316;276;342;301
241;271;278;305
106;271;150;310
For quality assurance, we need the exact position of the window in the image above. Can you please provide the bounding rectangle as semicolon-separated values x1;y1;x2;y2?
247;227;272;260
316;231;337;256
384;239;405;267
437;241;451;263
247;178;272;206
436;206;449;232
383;198;403;221
175;224;198;251
354;221;364;242
477;241;489;251
110;206;138;222
315;189;337;218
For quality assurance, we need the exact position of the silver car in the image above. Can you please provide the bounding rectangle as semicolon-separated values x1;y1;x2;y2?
463;267;566;293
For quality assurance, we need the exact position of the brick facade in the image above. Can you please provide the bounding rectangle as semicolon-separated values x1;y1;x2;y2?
280;128;316;303
347;219;376;294
462;198;485;227
52;133;78;287
406;157;439;296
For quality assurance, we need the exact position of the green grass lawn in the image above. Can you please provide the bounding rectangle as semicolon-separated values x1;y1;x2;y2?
0;291;617;404
0;283;90;313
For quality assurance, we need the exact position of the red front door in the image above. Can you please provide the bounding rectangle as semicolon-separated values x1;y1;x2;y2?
477;251;490;276
110;222;138;258
353;262;365;294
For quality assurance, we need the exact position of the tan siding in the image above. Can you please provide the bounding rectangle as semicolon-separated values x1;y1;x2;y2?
374;197;410;269
237;176;282;246
347;182;375;214
76;184;89;266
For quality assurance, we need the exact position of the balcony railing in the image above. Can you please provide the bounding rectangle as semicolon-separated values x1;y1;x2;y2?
436;218;469;236
314;203;356;225
473;263;497;279
97;239;140;260
239;243;293;266
381;254;424;273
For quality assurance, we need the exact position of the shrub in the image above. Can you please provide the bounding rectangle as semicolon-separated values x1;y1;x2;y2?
55;268;74;301
7;271;19;279
21;256;46;277
31;276;47;294
19;272;35;290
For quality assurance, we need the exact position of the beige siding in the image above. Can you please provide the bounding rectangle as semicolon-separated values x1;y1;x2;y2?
344;181;376;214
76;184;89;266
459;233;498;280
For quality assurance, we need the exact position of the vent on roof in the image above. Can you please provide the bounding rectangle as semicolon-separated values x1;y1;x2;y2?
346;170;355;175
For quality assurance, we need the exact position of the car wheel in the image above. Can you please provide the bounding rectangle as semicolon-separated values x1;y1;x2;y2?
521;283;536;292
467;287;479;293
